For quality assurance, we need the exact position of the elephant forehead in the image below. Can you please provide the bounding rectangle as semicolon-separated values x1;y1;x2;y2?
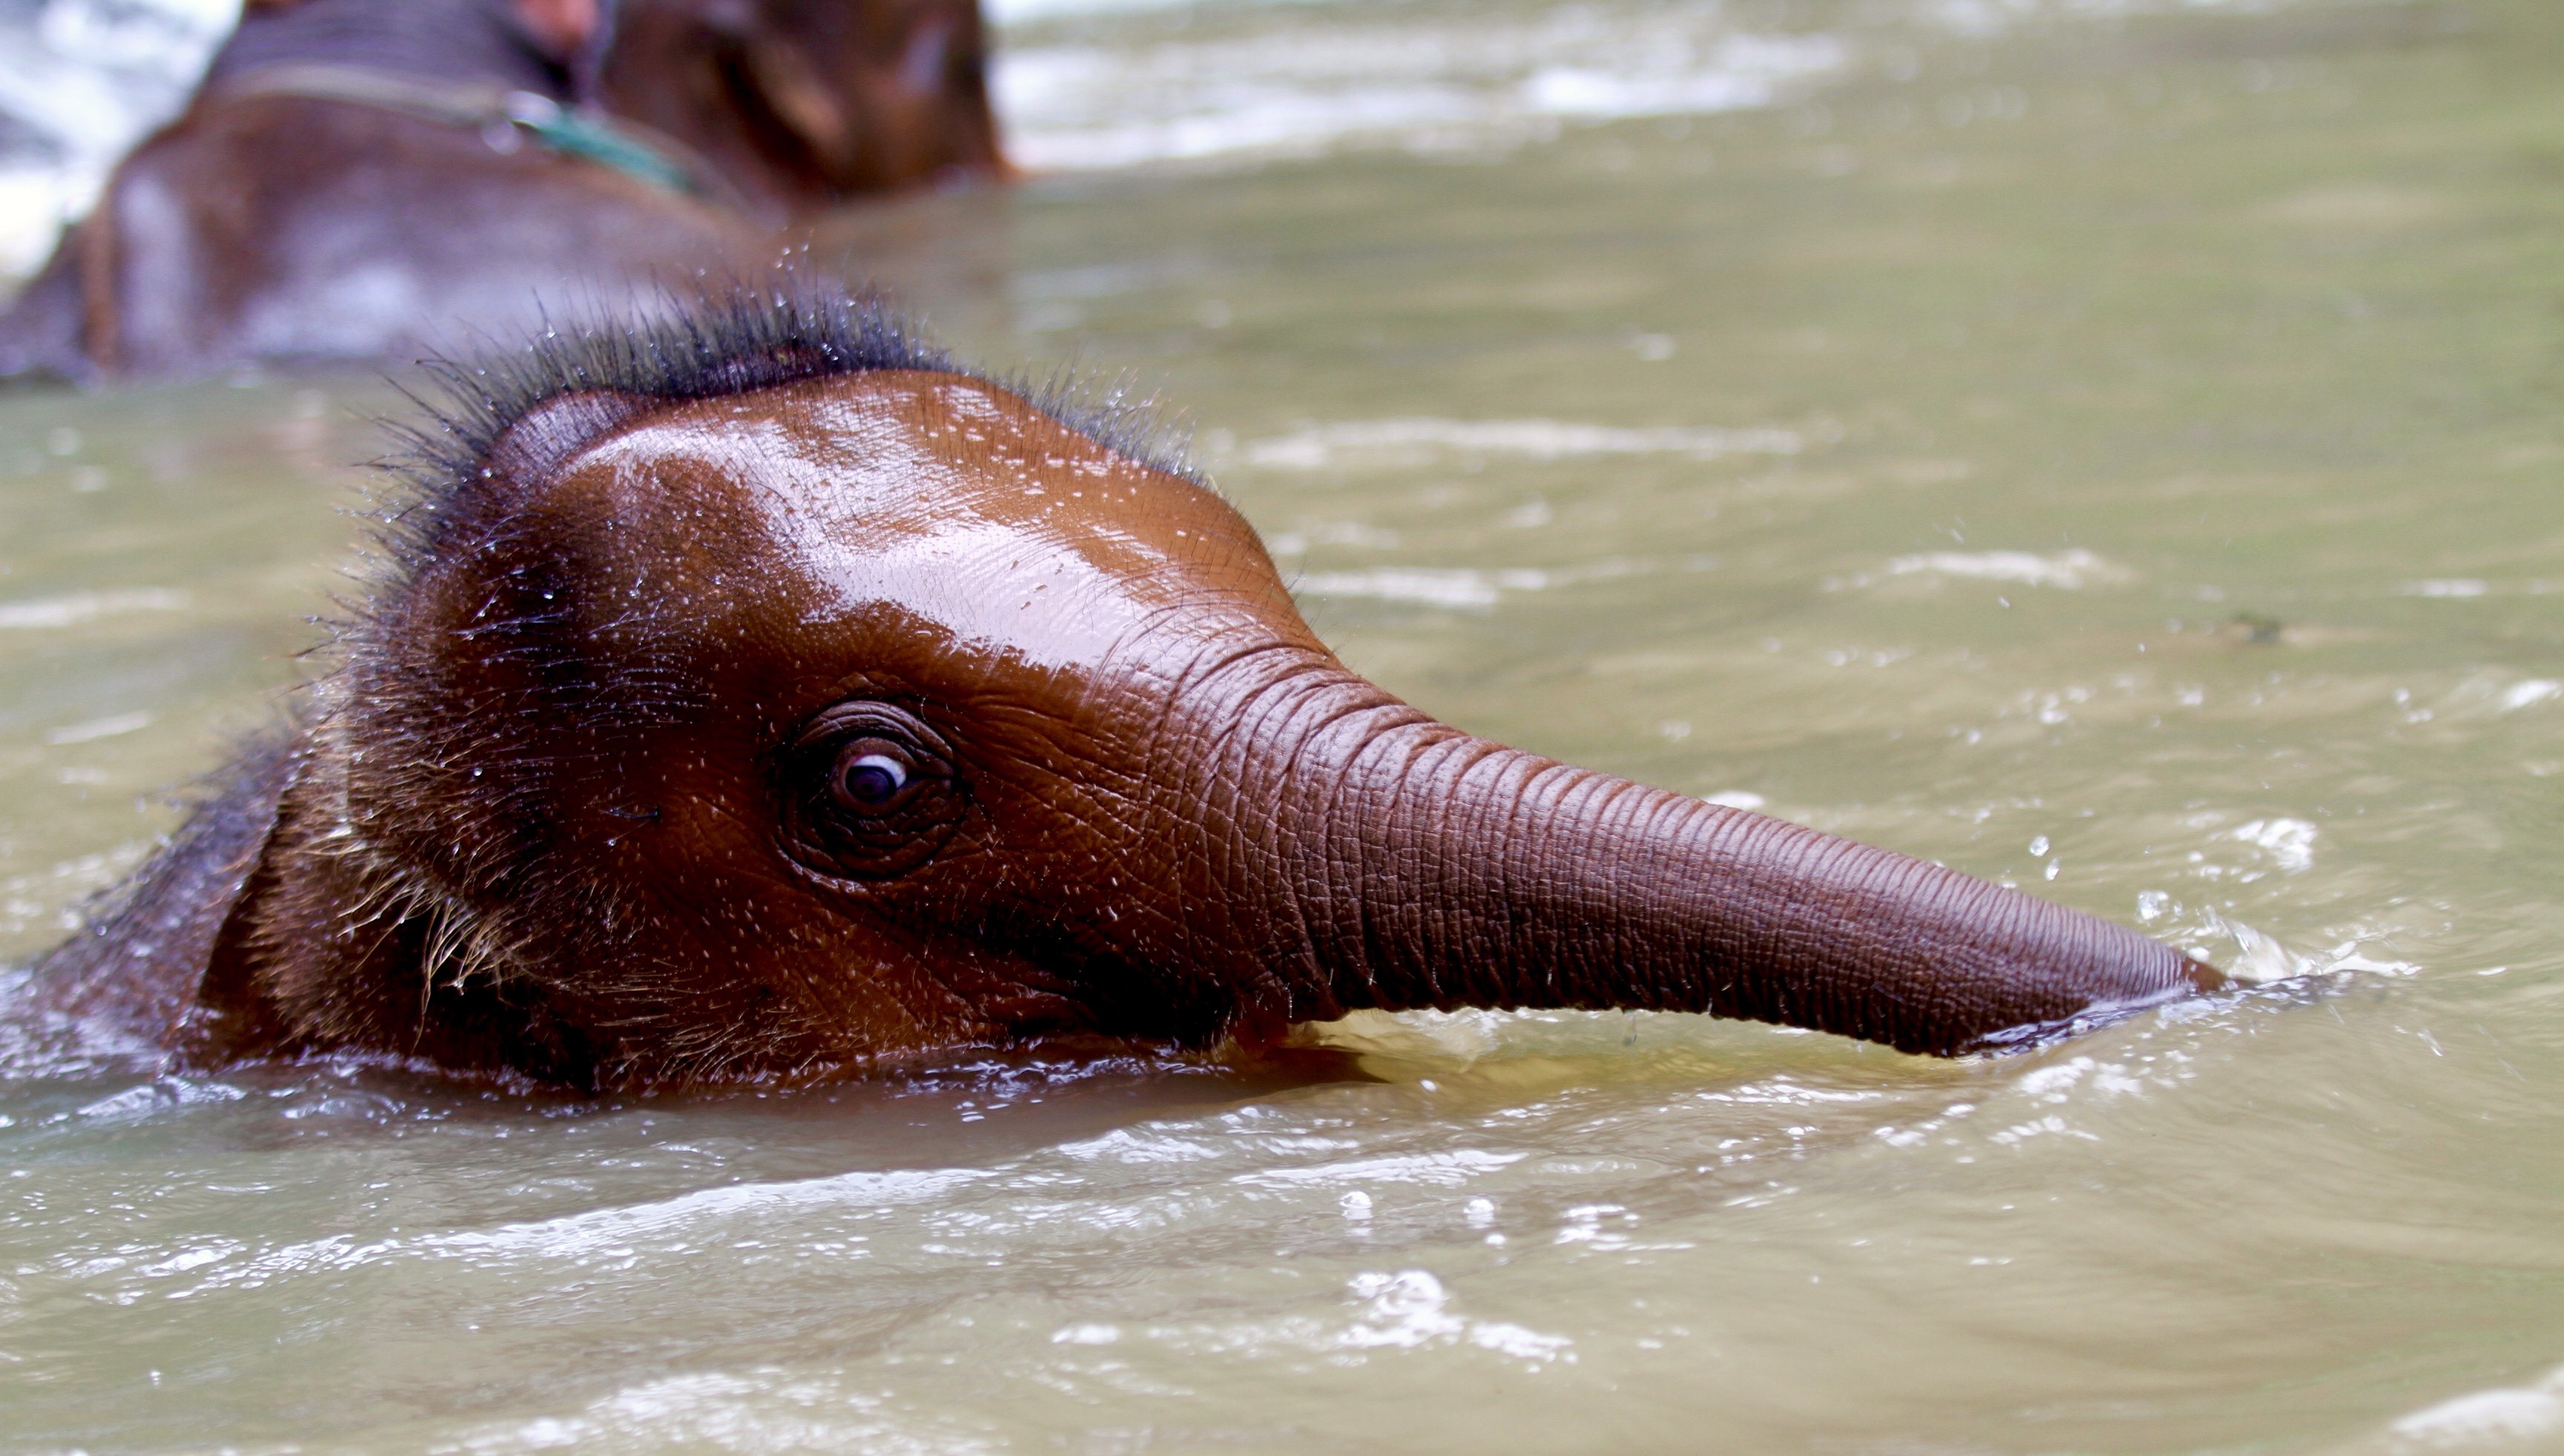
552;372;1283;671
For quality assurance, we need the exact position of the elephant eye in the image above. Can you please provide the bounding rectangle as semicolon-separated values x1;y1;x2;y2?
836;748;911;808
781;701;966;884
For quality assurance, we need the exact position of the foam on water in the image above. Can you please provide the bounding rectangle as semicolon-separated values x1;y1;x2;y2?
2384;1367;2564;1452
1237;416;1804;470
1883;548;2131;590
993;4;1847;172
984;0;2352;174
0;585;189;627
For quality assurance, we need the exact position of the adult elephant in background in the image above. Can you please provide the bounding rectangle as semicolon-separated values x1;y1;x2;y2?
0;0;1004;383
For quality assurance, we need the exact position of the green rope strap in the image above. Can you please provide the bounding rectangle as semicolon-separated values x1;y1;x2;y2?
214;65;706;197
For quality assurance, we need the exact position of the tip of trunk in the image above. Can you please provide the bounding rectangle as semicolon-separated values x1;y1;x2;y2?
1950;952;2227;1056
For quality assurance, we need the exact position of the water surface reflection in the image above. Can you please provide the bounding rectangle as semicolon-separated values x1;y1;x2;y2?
7;0;2564;1449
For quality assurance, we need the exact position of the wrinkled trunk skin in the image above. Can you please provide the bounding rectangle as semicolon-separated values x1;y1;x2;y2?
1212;665;2209;1057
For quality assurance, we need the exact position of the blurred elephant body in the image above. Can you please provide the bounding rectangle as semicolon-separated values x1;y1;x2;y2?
0;0;1002;383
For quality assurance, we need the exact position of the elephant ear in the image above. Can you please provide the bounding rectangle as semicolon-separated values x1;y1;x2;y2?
26;731;307;1062
739;31;859;177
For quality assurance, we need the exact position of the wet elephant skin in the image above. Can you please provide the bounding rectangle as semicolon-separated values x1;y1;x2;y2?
24;299;2221;1090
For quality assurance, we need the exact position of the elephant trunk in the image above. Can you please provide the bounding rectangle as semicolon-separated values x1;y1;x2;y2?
1240;678;2215;1056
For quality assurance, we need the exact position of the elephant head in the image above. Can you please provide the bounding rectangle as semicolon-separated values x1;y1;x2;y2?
130;292;2218;1088
590;0;1005;216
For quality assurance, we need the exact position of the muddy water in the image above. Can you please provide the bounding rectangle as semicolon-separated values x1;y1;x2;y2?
5;0;2563;1451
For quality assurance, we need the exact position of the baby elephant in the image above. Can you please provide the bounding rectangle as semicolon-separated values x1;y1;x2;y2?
28;292;2221;1089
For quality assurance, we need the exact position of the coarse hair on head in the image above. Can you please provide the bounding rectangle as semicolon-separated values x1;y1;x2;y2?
366;278;1199;588
249;284;1203;1082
